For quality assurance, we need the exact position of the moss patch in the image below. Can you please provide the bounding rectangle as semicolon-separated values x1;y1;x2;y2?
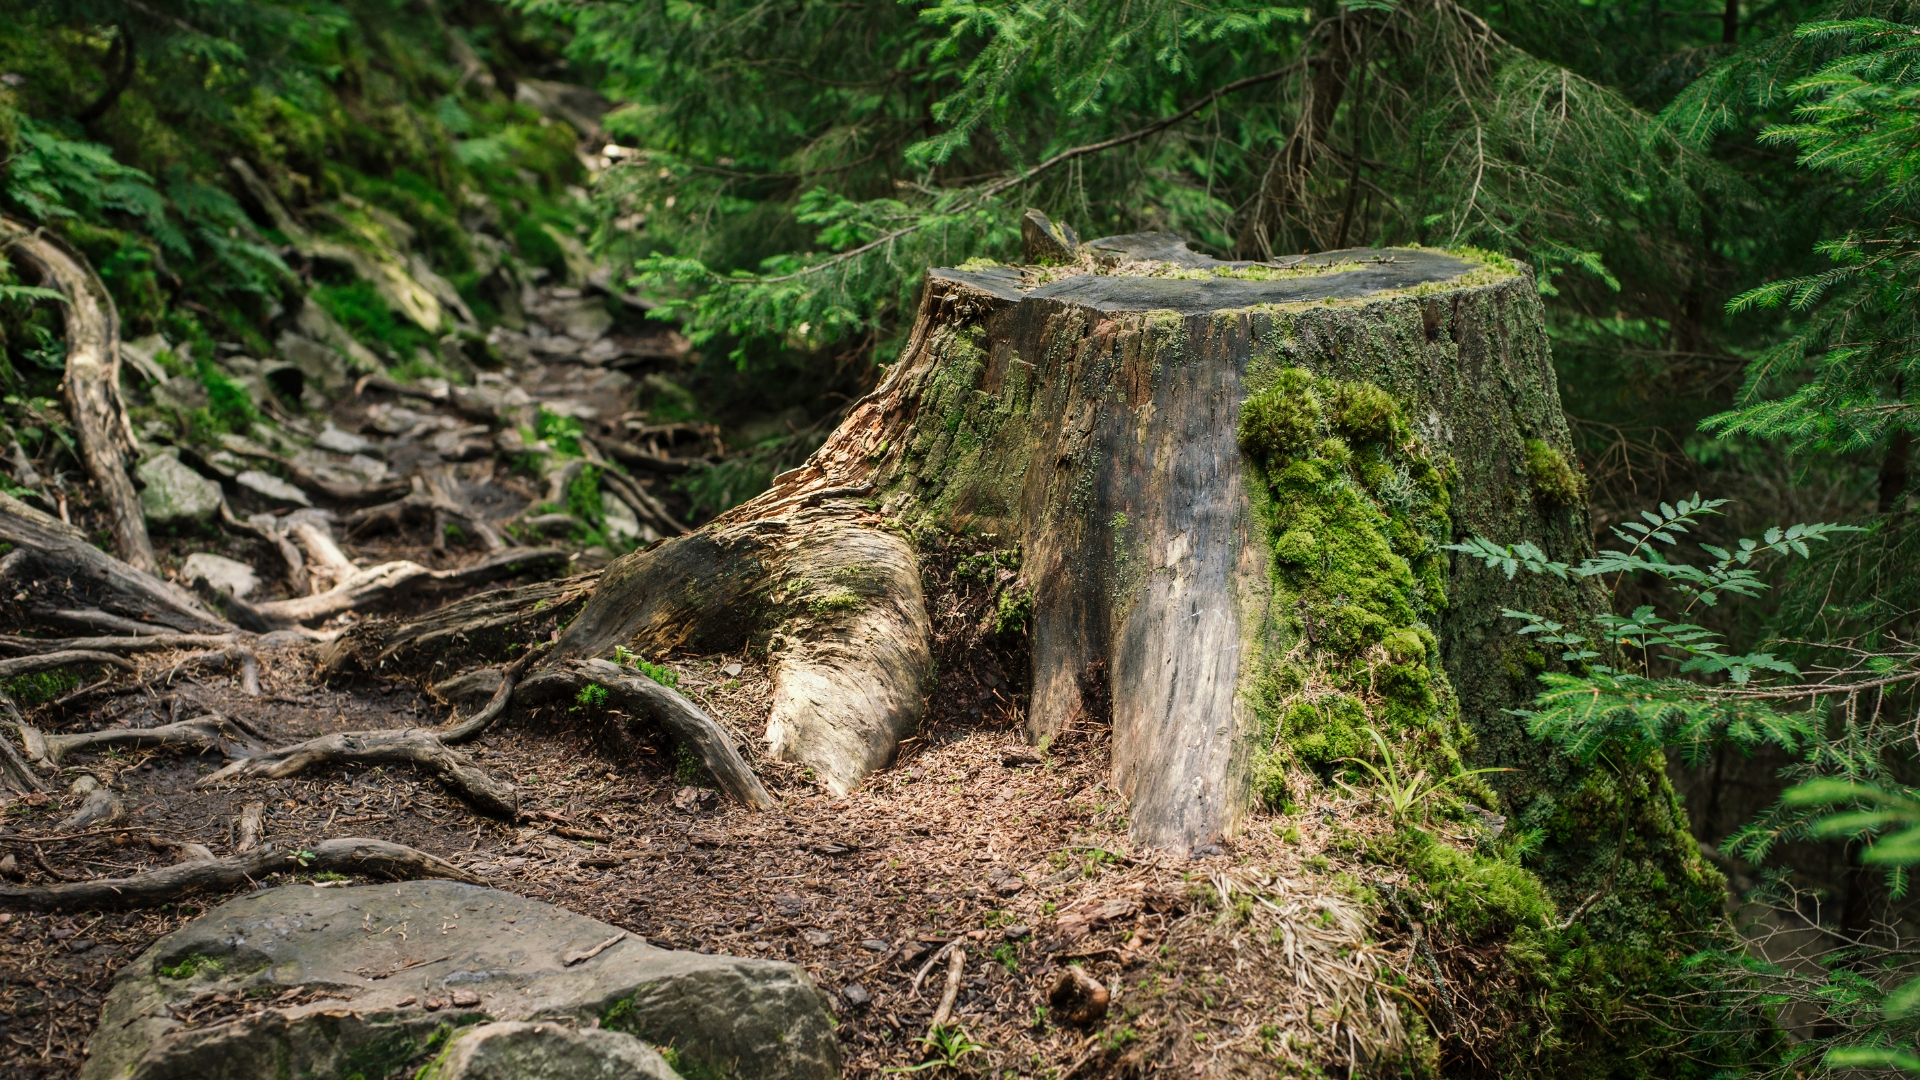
1238;367;1464;790
1524;438;1588;505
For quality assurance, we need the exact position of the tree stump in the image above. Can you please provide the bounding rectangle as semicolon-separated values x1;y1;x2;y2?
555;233;1593;848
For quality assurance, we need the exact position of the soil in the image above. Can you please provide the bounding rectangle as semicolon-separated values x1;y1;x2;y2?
0;620;1446;1079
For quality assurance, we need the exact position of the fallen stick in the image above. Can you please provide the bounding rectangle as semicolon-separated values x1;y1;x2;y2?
0;649;136;680
198;728;518;818
518;658;774;810
928;945;966;1031
0;837;482;911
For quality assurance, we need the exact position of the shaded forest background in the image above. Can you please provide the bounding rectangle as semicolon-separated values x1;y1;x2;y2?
6;0;1920;1071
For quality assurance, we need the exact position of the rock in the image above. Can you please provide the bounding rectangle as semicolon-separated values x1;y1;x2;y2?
1048;966;1110;1027
121;333;172;385
419;1021;682;1080
840;985;871;1008
314;423;376;455
181;553;259;599
235;469;312;506
137;453;223;524
275;333;351;394
601;491;642;540
82;880;839;1080
549;296;614;342
152;377;210;412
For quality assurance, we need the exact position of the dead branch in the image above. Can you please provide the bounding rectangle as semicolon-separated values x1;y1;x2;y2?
0;836;481;911
198;728;518;817
517;658;774;810
929;945;966;1031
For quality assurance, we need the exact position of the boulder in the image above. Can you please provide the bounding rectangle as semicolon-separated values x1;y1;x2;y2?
82;880;839;1080
419;1020;682;1080
181;553;259;599
137;453;223;524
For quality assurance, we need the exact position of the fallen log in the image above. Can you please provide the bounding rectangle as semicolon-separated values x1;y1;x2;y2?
0;837;481;911
0;218;153;571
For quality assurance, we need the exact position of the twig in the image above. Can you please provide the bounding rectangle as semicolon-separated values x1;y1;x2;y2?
928;945;966;1031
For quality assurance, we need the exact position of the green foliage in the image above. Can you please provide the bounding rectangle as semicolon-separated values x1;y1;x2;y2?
573;682;609;710
156;953;223;980
1;668;81;706
1335;726;1510;825
1388;827;1555;941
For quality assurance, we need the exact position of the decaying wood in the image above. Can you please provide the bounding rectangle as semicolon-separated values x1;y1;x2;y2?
543;239;1567;849
0;694;46;795
0;218;153;571
0;836;481;911
516;658;775;809
36;713;267;766
929;946;966;1032
0;493;232;635
198;727;518;818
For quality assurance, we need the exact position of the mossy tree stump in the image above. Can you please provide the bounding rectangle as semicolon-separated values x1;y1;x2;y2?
555;234;1602;849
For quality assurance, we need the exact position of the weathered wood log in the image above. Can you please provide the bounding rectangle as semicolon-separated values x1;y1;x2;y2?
0;837;480;911
551;236;1592;849
0;219;154;571
318;574;597;677
0;633;241;655
516;658;775;809
0;649;135;680
0;493;233;635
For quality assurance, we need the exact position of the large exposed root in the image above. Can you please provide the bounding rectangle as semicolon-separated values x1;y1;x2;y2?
0;218;154;571
319;574;597;677
0;493;232;634
550;512;931;795
0;837;480;911
517;657;775;809
198;727;518;817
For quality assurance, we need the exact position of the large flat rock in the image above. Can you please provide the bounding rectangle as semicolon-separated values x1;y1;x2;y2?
83;880;839;1080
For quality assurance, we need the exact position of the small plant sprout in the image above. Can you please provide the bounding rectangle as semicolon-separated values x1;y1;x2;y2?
1335;726;1510;825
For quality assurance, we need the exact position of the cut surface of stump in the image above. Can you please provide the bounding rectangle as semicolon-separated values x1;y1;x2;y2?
555;236;1586;848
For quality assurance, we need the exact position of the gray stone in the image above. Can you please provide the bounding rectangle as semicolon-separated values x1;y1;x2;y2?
181;553;258;599
137;453;223;524
420;1021;681;1080
551;296;614;342
275;332;351;394
314;423;377;456
234;469;312;507
151;376;210;413
82;880;839;1080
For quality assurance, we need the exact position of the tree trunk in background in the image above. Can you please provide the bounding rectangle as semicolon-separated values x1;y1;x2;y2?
555;233;1606;850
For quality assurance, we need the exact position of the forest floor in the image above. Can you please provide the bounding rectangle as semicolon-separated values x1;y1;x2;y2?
0;626;1447;1079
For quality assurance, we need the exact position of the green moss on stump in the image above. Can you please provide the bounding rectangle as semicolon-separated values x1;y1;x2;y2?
1524;438;1588;505
1238;367;1463;793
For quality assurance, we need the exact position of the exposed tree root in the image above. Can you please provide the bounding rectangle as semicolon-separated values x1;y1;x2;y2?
0;493;232;635
0;633;241;655
0;694;47;796
233;801;265;853
550;513;931;795
0;219;153;571
198;728;518;818
0;837;481;911
0;649;136;680
517;657;775;809
222;547;567;630
318;574;597;676
34;713;267;767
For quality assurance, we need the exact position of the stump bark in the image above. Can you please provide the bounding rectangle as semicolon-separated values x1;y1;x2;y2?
554;234;1586;848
